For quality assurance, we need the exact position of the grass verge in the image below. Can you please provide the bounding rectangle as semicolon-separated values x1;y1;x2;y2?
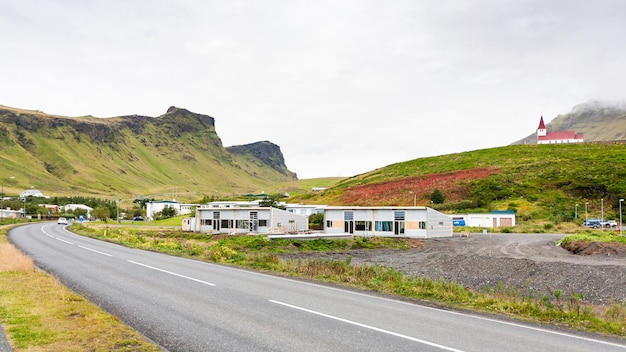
0;225;161;352
71;223;626;338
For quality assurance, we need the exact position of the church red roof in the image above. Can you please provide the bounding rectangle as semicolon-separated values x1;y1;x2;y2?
538;131;584;141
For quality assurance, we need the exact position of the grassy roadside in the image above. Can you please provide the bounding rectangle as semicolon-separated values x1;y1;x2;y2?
71;223;626;338
0;225;162;352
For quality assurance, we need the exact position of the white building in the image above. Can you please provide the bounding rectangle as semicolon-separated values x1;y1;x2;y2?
284;204;325;217
20;189;45;198
205;200;261;208
146;200;198;221
323;206;452;238
188;206;309;235
0;208;23;219
451;211;516;228
62;204;93;218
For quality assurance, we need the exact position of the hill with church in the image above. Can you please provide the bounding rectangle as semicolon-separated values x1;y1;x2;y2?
512;100;626;145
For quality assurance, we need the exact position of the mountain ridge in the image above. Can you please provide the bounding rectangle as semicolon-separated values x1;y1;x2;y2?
0;105;296;200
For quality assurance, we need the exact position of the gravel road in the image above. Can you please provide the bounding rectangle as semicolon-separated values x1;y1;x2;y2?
284;234;626;305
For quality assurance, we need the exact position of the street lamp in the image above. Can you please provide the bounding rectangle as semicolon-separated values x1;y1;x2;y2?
601;198;604;234
619;198;624;236
585;202;589;223
409;191;416;207
1;176;15;221
116;199;121;224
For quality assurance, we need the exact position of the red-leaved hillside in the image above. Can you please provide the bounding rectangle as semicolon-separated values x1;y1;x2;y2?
338;167;499;206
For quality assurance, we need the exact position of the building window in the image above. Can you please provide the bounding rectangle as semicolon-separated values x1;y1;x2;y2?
394;211;405;221
419;221;426;230
201;219;212;226
220;219;232;228
236;220;249;229
344;211;354;220
375;221;393;232
326;220;333;228
259;219;268;227
355;221;372;231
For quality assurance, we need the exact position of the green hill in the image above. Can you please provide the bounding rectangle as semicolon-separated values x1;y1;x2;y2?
294;142;626;223
0;105;297;201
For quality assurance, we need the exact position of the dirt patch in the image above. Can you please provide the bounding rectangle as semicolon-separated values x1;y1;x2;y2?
563;240;626;257
281;234;626;305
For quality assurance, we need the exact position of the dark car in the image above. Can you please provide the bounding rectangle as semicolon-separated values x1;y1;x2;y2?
133;216;144;221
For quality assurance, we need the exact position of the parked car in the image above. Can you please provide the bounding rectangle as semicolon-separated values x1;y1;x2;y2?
57;217;68;225
133;216;144;221
601;220;618;228
583;219;602;228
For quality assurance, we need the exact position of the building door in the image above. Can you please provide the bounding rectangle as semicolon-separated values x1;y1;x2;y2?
394;211;405;235
249;212;258;232
213;212;220;231
344;211;354;234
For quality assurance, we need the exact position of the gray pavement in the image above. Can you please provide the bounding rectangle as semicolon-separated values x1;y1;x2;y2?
0;324;11;352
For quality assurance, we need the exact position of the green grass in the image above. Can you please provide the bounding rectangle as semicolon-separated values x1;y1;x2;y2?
558;230;626;246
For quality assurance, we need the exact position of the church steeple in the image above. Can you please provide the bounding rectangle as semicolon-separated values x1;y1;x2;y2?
537;115;547;137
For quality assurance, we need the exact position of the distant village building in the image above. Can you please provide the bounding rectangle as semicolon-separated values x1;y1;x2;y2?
536;116;584;144
0;208;23;219
451;211;516;228
284;204;325;217
19;189;45;198
62;204;93;218
146;200;198;221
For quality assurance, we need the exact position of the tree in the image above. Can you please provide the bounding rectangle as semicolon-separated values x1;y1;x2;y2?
258;195;286;210
431;189;445;204
158;206;177;219
92;206;111;222
308;213;324;226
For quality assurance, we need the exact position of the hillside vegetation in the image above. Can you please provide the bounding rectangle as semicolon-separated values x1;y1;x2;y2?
0;105;296;201
295;142;626;223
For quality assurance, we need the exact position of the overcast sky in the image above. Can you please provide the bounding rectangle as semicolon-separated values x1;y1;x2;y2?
2;1;625;179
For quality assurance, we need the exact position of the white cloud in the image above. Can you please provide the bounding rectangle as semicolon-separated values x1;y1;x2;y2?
1;0;626;178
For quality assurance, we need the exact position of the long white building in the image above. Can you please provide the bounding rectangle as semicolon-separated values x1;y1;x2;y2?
187;206;309;235
323;206;452;238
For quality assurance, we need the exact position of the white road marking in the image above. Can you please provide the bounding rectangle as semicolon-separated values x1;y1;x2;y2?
78;245;113;257
270;300;466;352
55;237;73;245
127;260;216;287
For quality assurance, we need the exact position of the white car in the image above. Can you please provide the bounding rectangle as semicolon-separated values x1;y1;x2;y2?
57;217;68;225
601;220;618;228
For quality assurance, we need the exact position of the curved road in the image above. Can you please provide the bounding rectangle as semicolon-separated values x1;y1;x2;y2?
8;223;626;352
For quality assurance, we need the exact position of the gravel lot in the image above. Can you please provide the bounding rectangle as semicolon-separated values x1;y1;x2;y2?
284;234;626;305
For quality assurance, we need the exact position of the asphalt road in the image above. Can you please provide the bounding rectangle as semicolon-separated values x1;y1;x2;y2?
8;223;626;352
